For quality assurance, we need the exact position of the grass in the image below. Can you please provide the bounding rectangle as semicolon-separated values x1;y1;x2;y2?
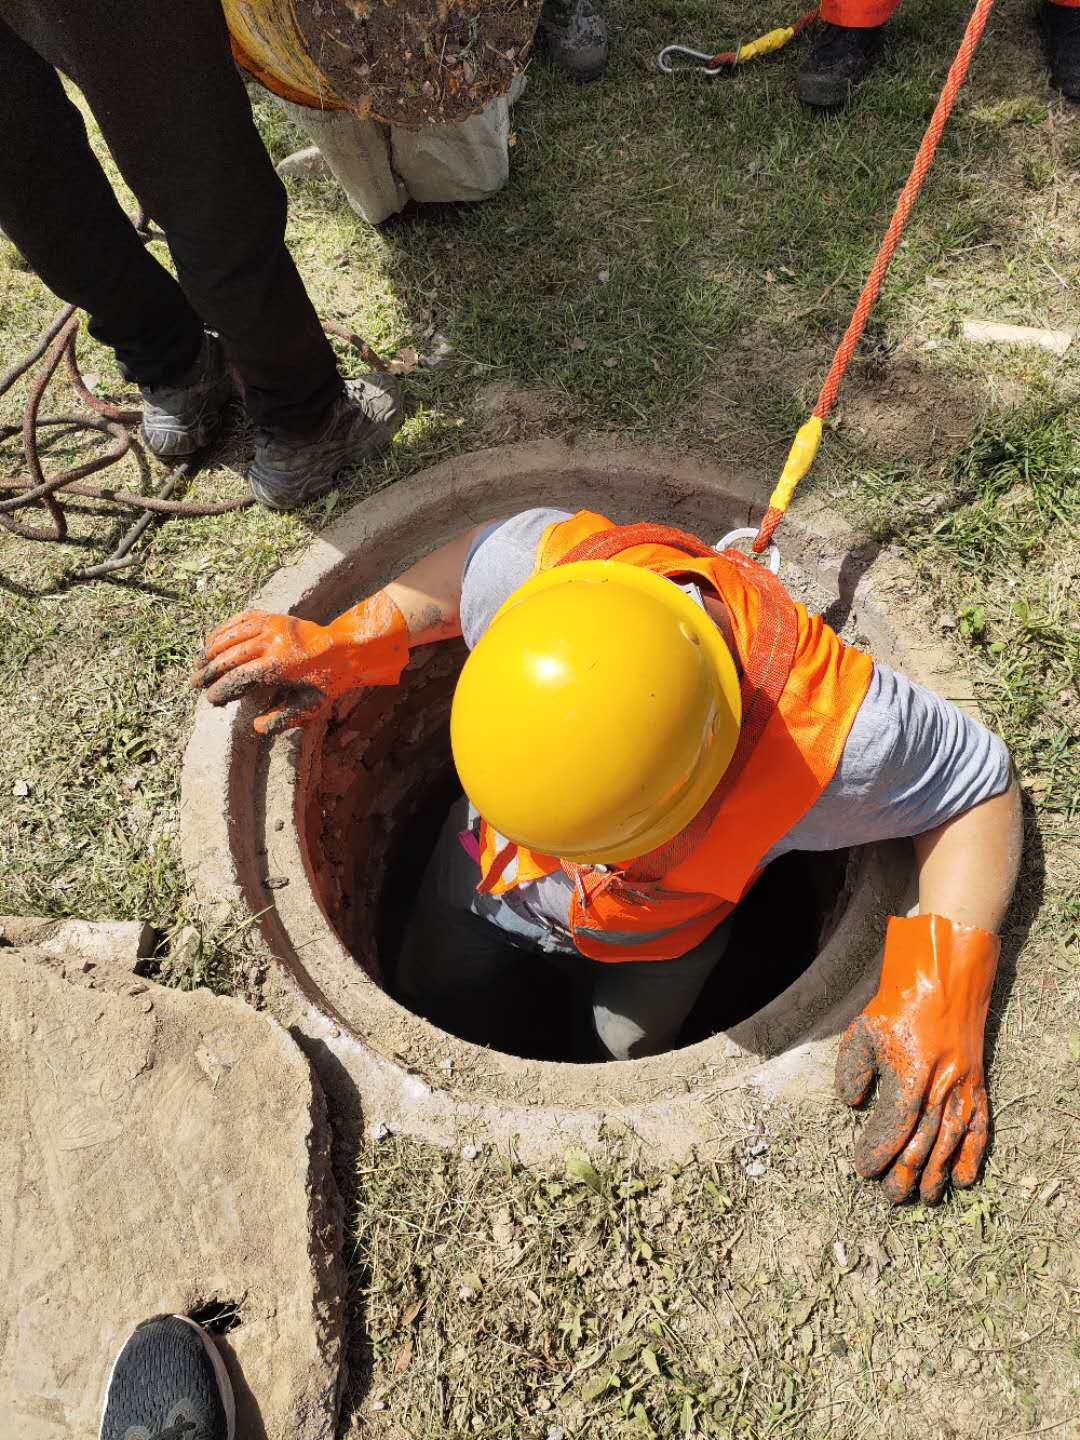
344;1124;1080;1439
1;1;1079;1435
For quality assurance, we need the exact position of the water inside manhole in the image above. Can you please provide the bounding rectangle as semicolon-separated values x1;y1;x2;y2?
311;648;856;1065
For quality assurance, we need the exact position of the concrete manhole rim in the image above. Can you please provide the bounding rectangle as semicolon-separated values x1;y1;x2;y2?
181;438;968;1155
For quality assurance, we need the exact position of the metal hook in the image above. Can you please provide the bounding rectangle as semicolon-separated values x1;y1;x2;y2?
656;44;723;75
715;527;781;576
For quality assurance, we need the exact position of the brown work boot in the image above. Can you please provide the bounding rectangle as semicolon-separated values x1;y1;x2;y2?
796;22;885;108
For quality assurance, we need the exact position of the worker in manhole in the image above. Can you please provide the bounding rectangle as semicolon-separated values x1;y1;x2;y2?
796;0;1080;107
194;508;1022;1205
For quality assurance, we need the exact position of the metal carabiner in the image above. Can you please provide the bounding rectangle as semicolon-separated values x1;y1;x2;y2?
656;44;724;75
715;527;781;576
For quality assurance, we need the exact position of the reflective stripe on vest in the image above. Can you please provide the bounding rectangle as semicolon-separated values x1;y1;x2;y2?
476;511;874;961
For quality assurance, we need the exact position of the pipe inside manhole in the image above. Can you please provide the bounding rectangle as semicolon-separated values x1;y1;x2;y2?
183;441;968;1156
309;646;858;1063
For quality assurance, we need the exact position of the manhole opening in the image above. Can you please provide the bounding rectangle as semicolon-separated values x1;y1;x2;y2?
310;645;857;1064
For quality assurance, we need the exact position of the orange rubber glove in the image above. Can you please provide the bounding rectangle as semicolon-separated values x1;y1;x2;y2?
191;592;410;734
835;913;1000;1206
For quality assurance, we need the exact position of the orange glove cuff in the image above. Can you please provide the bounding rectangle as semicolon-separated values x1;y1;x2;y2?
324;590;411;691
873;913;1000;1016
867;913;1000;1105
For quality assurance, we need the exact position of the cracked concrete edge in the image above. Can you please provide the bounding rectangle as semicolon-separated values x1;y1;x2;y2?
0;916;155;967
264;954;883;1164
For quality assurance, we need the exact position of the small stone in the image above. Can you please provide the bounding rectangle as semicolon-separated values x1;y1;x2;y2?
460;1143;480;1161
265;876;289;890
274;818;285;832
597;270;609;284
11;780;29;798
745;1160;766;1179
274;145;331;180
962;319;1073;357
458;1272;482;1300
371;1121;390;1142
938;612;957;630
546;1427;566;1440
833;1240;848;1268
420;336;454;370
371;1400;387;1412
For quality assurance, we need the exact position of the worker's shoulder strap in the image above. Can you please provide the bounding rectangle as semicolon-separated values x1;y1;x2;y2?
553;519;718;565
546;516;801;884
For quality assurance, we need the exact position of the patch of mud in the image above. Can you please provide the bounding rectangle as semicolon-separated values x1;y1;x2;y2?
295;0;540;128
836;357;979;462
473;381;566;441
700;338;980;470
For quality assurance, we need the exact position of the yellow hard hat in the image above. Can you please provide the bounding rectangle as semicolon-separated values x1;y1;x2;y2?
450;561;742;865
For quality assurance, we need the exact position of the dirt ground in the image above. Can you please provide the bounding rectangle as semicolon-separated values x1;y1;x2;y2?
1;0;1078;1435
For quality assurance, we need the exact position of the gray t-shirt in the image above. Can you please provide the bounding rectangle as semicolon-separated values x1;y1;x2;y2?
455;509;1011;944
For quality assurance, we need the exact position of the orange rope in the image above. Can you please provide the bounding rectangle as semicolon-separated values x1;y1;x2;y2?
752;0;996;552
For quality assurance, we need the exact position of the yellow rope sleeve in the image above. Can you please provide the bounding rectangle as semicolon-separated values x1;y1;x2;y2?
766;415;823;515
736;25;797;63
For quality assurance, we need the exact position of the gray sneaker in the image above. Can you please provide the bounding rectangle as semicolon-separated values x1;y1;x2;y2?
248;374;403;511
539;0;609;80
140;332;233;460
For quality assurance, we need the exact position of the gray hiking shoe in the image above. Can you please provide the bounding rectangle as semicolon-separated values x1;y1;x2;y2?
248;373;403;511
539;0;609;80
99;1314;235;1440
140;332;233;461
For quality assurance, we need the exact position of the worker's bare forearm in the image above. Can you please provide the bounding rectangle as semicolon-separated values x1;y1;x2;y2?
912;776;1022;934
346;523;495;648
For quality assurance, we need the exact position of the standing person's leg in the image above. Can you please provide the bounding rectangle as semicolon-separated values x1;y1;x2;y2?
797;0;903;109
0;0;401;504
589;921;732;1061
1;0;340;433
0;18;204;390
1043;0;1080;99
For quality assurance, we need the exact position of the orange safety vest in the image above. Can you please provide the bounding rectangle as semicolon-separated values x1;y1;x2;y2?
475;511;874;962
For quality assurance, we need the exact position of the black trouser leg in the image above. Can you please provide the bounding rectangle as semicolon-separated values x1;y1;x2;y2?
0;0;342;430
0;16;204;388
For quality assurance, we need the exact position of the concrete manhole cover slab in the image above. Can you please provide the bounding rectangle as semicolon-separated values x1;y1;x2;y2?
0;947;343;1440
